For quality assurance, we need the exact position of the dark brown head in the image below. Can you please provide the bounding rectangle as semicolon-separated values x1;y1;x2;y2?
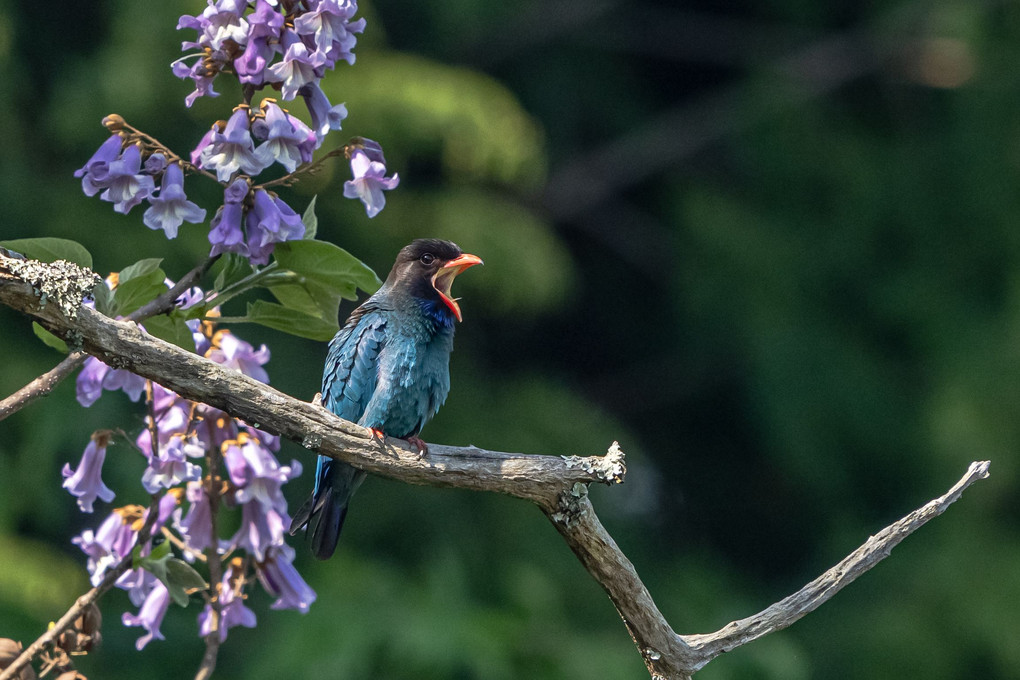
384;239;482;322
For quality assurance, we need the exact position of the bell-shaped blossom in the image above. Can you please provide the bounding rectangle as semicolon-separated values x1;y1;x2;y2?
143;163;207;239
223;433;301;509
178;2;248;52
173;59;223;108
245;191;306;264
75;135;125;194
199;109;265;182
208;178;251;258
235;0;284;85
176;481;216;555
206;329;271;382
300;83;347;140
73;510;140;585
144;153;168;175
253;101;317;172
343;147;399;218
135;384;192;458
294;0;365;67
62;433;116;513
257;545;316;612
198;561;257;642
122;580;171;650
231;499;288;561
116;568;159;607
76;356;147;407
88;145;156;214
267;33;325;101
141;433;204;493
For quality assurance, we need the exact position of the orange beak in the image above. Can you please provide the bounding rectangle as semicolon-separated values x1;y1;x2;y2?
432;253;483;322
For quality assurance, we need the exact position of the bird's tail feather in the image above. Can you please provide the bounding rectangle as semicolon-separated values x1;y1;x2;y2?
289;456;366;560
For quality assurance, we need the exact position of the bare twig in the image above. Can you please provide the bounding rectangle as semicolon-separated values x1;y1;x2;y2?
0;496;163;680
0;258;993;679
0;256;215;422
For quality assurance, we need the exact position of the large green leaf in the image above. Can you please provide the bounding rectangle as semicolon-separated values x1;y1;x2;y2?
212;252;255;292
32;322;68;354
142;313;196;351
112;267;167;316
118;257;164;283
0;237;93;268
273;239;380;301
242;299;338;341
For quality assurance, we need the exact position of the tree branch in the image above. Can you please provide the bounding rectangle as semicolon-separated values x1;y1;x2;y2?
0;256;215;422
0;256;992;679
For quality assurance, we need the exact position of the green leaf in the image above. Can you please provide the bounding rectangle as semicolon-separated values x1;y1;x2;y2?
143;313;196;350
166;558;207;592
112;268;167;317
118;258;164;283
32;322;68;353
212;253;254;292
269;282;324;318
273;240;381;301
0;238;93;268
92;280;114;316
302;195;318;240
242;299;339;340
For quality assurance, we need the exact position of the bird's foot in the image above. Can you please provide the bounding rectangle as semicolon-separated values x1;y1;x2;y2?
311;392;327;410
406;435;429;458
370;427;385;441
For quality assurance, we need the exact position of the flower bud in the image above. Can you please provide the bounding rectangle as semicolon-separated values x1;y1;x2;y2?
102;114;125;131
0;639;37;680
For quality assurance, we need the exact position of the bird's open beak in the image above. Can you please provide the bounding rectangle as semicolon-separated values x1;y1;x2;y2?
432;253;483;322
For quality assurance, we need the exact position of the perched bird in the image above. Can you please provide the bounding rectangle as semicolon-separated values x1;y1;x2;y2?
289;239;482;559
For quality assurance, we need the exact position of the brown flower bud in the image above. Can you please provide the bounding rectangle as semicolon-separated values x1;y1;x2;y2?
0;639;37;680
0;638;23;665
101;114;125;131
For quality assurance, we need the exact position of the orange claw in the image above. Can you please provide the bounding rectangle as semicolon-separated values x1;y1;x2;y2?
370;428;385;440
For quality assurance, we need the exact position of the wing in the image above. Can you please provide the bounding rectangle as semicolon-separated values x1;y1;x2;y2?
321;302;389;424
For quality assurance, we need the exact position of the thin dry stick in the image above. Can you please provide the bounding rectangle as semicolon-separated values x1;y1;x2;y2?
0;496;163;680
194;439;225;680
0;256;215;422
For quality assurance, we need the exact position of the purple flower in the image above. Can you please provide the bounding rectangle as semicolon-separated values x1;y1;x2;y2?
267;33;325;101
62;433;115;513
116;568;159;607
244;191;306;264
231;499;287;561
253;101;317;172
343;147;399;218
199;109;265;182
141;434;204;493
144;153;168;175
294;0;365;68
75;135;125;191
223;434;301;508
143;163;207;239
235;0;284;86
209;178;251;259
206;330;270;382
190;126;217;165
177;481;216;554
122;580;170;650
87;145;156;214
73;510;139;585
173;59;223;108
135;384;192;458
300;83;348;140
257;546;316;612
76;356;146;407
198;562;257;642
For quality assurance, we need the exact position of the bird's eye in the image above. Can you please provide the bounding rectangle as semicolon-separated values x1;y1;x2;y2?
419;253;436;265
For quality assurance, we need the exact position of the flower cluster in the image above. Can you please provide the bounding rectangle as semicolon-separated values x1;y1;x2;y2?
76;0;399;270
62;280;315;649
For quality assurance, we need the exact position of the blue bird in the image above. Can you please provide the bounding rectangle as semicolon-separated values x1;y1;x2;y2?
289;239;482;559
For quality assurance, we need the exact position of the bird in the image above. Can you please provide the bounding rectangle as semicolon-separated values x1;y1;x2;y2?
289;239;482;559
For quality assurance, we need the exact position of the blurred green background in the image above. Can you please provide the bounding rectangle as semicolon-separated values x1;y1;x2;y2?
1;0;1018;678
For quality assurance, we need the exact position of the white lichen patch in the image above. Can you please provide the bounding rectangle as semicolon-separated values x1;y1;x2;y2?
561;441;627;485
6;258;100;321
